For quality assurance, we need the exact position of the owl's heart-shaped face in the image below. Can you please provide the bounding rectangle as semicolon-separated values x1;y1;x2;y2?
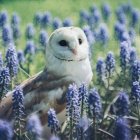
47;27;89;61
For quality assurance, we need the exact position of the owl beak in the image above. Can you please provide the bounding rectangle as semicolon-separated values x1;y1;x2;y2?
70;48;77;55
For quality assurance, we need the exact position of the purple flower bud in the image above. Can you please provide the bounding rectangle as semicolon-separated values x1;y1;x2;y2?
0;52;3;69
63;18;73;27
131;60;140;82
0;120;13;140
0;10;8;27
101;3;111;21
39;30;48;47
24;40;35;55
17;50;25;63
6;44;18;77
96;58;106;82
50;135;60;140
97;23;109;44
129;47;137;66
131;8;139;27
82;25;95;46
120;41;130;71
115;92;130;116
0;67;10;94
114;117;131;140
114;22;126;41
105;51;115;77
131;81;140;104
12;26;21;40
34;12;42;26
52;18;62;29
2;25;13;46
66;84;80;124
12;86;24;119
80;10;89;23
88;88;102;118
11;12;20;27
41;11;51;28
48;108;60;134
25;23;35;39
26;114;43;139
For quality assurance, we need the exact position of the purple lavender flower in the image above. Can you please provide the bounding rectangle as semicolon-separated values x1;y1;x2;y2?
97;23;109;44
12;26;21;41
0;67;10;98
26;114;43;139
129;47;137;66
66;84;80;124
114;117;131;140
116;6;124;18
90;5;98;13
52;18;62;29
12;86;24;119
24;40;35;55
34;12;42;26
105;51;115;77
63;18;73;27
11;13;20;27
6;44;18;77
114;22;126;41
121;3;132;14
117;12;127;24
121;31;130;43
0;52;3;69
41;11;51;28
131;8;139;27
77;116;89;131
79;10;89;24
115;92;130;116
88;88;102;118
17;50;25;64
82;25;95;46
131;81;140;104
89;7;101;26
39;30;48;48
50;135;60;140
120;41;130;72
128;28;135;43
25;23;35;40
0;120;13;140
48;108;60;134
131;60;140;82
2;25;13;46
96;58;106;82
12;86;25;137
101;3;111;21
0;10;8;27
78;83;88;116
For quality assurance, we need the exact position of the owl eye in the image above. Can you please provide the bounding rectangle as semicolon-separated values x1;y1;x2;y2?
78;38;82;45
58;40;68;46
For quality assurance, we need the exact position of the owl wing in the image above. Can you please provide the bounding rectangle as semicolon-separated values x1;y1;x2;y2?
0;68;74;124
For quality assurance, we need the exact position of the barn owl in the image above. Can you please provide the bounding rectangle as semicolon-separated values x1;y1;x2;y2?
0;27;93;136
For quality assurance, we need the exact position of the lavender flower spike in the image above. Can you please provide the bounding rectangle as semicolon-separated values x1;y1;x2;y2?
114;117;131;140
26;114;43;139
0;120;13;140
6;44;18;77
48;108;60;134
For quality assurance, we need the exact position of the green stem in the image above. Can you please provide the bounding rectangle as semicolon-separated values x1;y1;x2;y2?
93;117;97;140
80;98;84;140
136;103;140;124
70;105;73;140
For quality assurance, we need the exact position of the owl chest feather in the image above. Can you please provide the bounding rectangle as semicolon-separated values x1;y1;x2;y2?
47;52;93;86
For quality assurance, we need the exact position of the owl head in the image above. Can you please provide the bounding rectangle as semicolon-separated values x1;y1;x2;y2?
46;27;89;62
